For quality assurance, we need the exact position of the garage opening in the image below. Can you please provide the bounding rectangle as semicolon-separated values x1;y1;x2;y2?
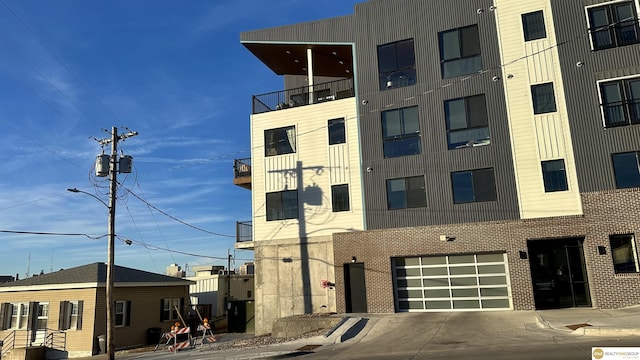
393;253;512;312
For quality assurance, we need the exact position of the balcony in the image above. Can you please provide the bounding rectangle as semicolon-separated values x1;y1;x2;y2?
233;158;251;190
236;221;253;249
252;78;354;114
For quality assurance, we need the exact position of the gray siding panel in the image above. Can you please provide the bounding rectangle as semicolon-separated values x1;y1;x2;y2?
553;0;640;192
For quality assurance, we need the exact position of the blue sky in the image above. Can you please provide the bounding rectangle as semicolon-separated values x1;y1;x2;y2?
0;0;362;277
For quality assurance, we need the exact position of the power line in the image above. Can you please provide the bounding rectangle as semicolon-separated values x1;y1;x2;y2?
0;229;106;239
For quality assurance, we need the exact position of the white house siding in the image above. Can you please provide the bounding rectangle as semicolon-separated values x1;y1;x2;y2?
494;0;583;218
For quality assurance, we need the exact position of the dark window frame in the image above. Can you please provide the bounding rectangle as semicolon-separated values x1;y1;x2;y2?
541;159;569;192
377;38;417;90
264;126;296;157
612;151;640;188
609;234;640;274
451;168;498;204
439;25;482;79
328;118;346;145
331;184;350;212
266;190;299;221
522;10;547;41
444;94;490;149
382;105;422;158
531;83;557;114
587;1;640;50
599;78;640;128
386;176;427;210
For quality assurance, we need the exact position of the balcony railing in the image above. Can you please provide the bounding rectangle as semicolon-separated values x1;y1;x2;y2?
252;78;354;114
233;158;251;190
236;221;252;243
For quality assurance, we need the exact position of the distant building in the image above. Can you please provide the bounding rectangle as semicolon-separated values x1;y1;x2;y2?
165;263;185;278
0;276;15;283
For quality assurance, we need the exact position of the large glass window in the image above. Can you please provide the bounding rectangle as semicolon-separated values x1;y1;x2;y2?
445;94;490;149
36;303;48;330
588;1;640;50
439;25;482;78
377;39;416;90
612;151;640;188
265;126;296;156
266;190;298;221
331;184;350;212
451;168;497;204
328;118;346;145
386;176;427;210
599;78;640;127
522;10;547;41
531;83;557;114
609;234;640;273
382;106;421;158
542;160;568;192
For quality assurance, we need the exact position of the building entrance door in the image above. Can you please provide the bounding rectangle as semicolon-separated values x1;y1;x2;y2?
527;237;591;309
344;263;367;313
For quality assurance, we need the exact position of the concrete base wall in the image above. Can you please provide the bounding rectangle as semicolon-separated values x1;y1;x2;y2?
4;347;46;360
254;236;337;335
333;189;640;313
272;315;343;338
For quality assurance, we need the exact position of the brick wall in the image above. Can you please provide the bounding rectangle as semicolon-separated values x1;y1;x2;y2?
333;188;640;313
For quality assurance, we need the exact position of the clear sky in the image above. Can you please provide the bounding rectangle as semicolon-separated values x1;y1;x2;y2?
0;0;362;278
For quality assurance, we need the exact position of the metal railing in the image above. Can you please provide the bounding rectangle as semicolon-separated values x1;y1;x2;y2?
45;329;67;352
1;329;67;357
252;78;354;114
236;221;252;243
234;158;251;179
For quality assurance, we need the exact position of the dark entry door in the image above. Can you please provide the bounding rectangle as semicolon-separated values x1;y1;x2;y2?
344;263;368;313
528;238;591;309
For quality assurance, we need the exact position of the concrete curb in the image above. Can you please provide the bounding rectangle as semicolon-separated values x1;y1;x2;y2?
534;311;640;337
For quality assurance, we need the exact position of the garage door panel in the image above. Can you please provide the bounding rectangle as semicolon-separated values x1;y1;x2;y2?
394;253;512;312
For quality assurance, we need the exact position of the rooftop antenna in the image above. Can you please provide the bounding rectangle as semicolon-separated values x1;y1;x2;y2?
25;252;31;278
50;249;54;273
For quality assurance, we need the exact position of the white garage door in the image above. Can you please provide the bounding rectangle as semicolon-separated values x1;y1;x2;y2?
394;253;512;312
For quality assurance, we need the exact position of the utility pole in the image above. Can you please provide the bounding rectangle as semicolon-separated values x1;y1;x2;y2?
97;126;138;360
226;249;232;313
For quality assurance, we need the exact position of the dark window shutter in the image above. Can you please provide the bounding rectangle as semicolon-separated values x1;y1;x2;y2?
0;303;9;330
179;298;184;321
77;301;84;330
160;299;165;321
28;302;39;342
125;301;131;327
59;301;69;330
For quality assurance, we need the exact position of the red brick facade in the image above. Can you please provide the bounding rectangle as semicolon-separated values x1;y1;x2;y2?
333;189;640;313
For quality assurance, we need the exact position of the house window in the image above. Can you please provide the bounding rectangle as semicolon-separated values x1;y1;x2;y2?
382;106;421;158
609;234;640;273
161;298;180;322
439;25;482;78
328;118;346;145
522;10;547;41
36;303;48;330
587;1;640;50
331;184;350;212
377;39;416;90
266;190;298;221
451;168;497;204
265;126;296;157
599;78;640;127
445;94;490;149
541;160;568;192
531;83;557;114
115;301;127;327
612;151;640;188
59;301;83;330
386;176;427;210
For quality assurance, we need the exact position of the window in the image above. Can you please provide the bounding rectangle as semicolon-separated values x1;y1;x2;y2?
377;39;416;90
161;298;180;322
609;234;640;273
542;160;568;192
265;126;296;156
382;106;421;158
266;190;298;221
522;11;547;41
599;78;640;127
328;118;346;145
451;168;497;204
531;83;557;114
36;303;48;330
439;25;482;78
331;184;350;212
115;301;128;327
588;1;640;50
445;94;490;149
386;176;427;210
612;151;640;188
59;301;83;330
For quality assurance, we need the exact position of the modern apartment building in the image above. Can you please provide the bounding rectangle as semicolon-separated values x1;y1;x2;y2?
235;0;640;335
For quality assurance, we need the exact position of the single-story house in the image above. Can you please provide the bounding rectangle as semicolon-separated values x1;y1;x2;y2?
0;262;193;358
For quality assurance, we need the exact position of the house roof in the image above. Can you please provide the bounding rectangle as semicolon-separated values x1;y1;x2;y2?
0;262;192;288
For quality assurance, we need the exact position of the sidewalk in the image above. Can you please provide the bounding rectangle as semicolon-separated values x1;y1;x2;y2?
535;305;640;336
